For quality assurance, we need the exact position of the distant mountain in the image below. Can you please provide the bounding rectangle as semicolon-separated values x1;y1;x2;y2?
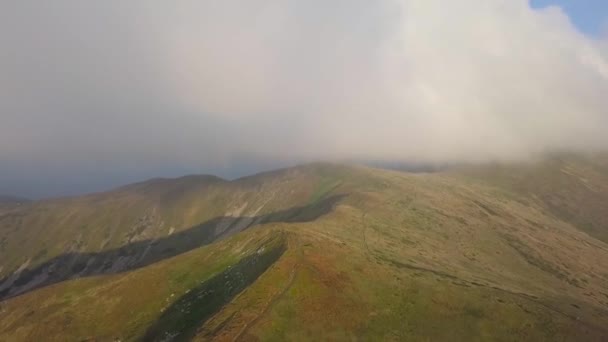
1;156;608;341
0;195;29;213
0;195;29;203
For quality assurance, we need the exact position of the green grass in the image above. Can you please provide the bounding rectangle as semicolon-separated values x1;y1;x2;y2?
0;229;286;341
2;156;608;340
308;177;342;204
144;236;286;341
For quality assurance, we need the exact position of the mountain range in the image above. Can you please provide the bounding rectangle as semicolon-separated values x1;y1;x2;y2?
1;154;608;341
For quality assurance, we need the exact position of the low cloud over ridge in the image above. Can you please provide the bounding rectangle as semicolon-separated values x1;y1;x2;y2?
1;0;608;195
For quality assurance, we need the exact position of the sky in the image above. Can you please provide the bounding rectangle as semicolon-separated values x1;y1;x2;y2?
530;0;608;36
1;0;608;198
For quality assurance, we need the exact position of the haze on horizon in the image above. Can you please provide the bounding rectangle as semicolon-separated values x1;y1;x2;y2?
1;0;608;198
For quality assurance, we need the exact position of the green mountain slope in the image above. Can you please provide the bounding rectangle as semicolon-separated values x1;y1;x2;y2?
0;165;344;298
1;156;608;341
0;228;287;341
452;153;608;243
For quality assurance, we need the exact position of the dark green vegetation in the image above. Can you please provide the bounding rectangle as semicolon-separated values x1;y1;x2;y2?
1;154;608;341
144;235;286;341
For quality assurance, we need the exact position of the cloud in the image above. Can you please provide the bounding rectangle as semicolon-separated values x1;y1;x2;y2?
1;0;608;195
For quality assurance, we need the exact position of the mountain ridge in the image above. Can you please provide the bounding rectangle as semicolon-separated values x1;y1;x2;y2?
1;155;608;340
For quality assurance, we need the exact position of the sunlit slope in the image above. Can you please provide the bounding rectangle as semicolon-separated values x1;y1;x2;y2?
202;162;608;340
0;227;287;341
1;157;608;340
0;165;347;298
452;153;608;243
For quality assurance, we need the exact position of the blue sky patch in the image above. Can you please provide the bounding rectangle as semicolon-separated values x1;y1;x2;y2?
530;0;608;36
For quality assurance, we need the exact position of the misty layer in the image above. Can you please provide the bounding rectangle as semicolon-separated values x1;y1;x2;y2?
1;1;607;185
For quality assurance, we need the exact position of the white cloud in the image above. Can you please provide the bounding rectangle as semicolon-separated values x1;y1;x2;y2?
1;0;608;194
153;0;608;162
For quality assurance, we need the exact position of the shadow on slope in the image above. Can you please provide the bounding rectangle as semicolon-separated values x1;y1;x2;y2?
0;194;345;301
144;238;287;341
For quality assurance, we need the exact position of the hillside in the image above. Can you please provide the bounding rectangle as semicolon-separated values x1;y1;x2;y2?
0;165;345;299
452;153;608;243
0;196;29;214
1;156;608;340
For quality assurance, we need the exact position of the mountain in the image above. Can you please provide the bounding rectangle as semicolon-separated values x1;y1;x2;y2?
0;195;28;202
1;156;608;341
0;195;29;213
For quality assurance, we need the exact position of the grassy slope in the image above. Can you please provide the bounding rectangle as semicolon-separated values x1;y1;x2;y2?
0;167;328;281
0;227;286;341
197;161;608;341
1;157;608;340
451;153;608;243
